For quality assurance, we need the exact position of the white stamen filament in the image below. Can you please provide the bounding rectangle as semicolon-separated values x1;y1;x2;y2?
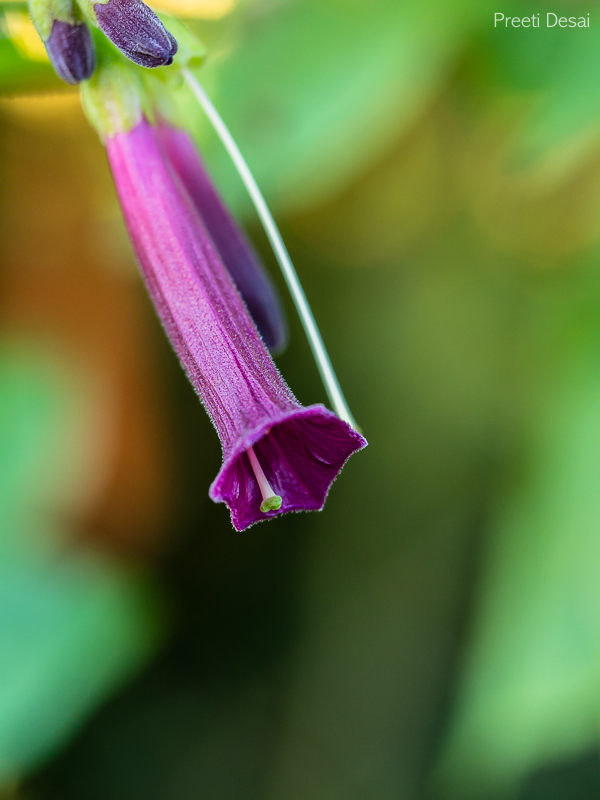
182;68;358;430
246;445;282;513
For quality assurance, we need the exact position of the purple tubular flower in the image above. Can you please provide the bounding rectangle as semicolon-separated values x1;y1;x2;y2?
46;20;95;84
157;124;287;352
94;0;177;68
106;119;366;531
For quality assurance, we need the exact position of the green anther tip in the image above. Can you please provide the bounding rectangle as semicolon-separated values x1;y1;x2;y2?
260;495;282;513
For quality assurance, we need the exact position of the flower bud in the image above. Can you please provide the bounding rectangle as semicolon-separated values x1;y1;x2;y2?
28;0;95;84
93;0;178;68
46;20;95;84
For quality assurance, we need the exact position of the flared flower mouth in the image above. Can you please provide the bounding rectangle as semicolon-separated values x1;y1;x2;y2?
210;404;367;531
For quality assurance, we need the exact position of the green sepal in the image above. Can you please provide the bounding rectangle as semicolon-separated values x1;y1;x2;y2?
81;42;152;138
159;14;206;70
28;0;75;40
138;17;206;129
75;0;104;26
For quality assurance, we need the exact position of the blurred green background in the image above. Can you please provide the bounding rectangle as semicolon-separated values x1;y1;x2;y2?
2;0;600;797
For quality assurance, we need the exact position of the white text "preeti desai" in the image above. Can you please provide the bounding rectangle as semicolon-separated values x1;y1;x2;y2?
494;12;590;28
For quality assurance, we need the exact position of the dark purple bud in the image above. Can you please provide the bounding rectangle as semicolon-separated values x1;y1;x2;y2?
94;0;178;68
46;20;96;85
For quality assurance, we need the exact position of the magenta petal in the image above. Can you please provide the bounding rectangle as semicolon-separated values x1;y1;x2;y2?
106;119;366;531
157;124;287;352
210;405;366;531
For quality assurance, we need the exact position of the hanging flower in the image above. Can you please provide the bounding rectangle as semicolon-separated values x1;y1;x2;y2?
105;116;366;530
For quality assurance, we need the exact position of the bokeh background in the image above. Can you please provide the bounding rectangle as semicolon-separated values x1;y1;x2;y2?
2;0;600;797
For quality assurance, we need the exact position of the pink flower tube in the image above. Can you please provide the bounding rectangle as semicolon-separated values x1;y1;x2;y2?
106;118;366;530
156;123;286;352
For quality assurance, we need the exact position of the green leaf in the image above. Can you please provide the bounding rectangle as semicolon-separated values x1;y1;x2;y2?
0;343;97;554
438;342;600;798
186;0;491;213
0;557;161;783
0;343;163;784
0;31;56;94
468;13;600;176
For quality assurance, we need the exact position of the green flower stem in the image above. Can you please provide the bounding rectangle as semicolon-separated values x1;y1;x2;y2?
182;68;359;430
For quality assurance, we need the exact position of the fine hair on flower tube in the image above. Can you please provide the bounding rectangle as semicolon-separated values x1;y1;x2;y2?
156;121;287;353
105;117;366;530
